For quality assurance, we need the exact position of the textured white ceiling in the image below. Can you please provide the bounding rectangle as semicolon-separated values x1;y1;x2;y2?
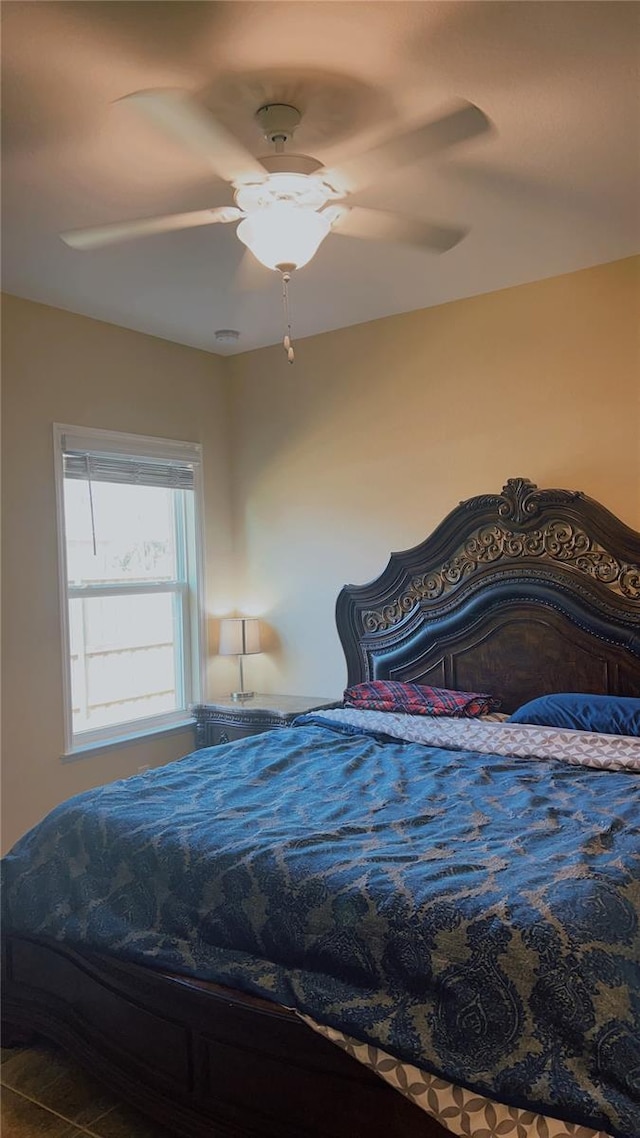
2;1;639;355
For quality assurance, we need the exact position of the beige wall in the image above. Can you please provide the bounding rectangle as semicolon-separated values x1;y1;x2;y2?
2;258;639;850
1;295;234;851
225;256;640;700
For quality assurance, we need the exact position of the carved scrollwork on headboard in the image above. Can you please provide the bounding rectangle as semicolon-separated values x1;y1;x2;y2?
363;518;640;632
336;479;640;700
464;477;583;525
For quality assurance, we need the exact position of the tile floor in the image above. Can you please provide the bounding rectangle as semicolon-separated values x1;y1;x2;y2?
0;1044;178;1138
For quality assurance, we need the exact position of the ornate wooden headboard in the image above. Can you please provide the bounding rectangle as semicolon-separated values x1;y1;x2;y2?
336;478;640;712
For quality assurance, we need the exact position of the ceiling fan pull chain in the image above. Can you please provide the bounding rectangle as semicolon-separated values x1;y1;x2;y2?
281;271;295;364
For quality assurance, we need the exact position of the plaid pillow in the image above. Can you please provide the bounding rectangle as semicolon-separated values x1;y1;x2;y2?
343;681;500;718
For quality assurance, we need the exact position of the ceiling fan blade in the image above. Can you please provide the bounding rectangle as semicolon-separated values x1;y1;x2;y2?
60;207;243;250
329;206;467;253
119;90;267;187
321;101;491;194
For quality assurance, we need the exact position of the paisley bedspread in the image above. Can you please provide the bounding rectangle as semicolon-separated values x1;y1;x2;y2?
3;719;639;1136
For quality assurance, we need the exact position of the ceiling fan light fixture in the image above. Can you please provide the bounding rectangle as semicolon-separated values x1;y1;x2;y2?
237;203;331;272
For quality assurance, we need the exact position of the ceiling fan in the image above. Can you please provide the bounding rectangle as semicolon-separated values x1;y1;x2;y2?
60;91;491;358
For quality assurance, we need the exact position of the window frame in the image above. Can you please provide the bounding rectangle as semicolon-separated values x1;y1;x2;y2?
53;424;206;755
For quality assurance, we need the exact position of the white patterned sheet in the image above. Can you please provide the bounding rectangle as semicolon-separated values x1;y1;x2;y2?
310;708;640;771
301;1016;608;1138
300;708;635;1137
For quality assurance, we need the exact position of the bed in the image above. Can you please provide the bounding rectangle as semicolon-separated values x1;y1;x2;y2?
3;477;640;1138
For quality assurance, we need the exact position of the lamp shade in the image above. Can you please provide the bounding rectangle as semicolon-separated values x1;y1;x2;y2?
219;617;261;656
237;204;331;271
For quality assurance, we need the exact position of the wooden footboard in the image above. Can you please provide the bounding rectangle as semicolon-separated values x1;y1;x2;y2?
1;934;448;1138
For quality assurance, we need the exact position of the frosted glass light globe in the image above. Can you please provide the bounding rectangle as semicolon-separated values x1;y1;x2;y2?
237;204;331;272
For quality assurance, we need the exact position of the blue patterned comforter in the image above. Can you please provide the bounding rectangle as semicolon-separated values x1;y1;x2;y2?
3;720;639;1136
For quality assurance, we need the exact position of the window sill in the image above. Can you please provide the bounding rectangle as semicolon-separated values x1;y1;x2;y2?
61;718;194;762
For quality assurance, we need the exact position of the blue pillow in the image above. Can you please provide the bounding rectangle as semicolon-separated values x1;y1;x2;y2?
508;694;640;737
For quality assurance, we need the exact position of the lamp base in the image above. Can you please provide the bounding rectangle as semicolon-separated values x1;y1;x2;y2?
231;691;255;702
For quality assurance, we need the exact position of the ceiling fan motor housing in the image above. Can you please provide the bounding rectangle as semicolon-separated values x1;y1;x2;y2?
259;153;324;177
235;170;340;215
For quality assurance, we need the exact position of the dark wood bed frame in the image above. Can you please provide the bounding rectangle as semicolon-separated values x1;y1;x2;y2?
3;478;640;1138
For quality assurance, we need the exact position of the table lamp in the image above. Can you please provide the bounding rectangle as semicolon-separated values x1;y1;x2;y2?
218;617;261;701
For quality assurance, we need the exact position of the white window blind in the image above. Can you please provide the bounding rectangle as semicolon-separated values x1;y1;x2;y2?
63;452;195;490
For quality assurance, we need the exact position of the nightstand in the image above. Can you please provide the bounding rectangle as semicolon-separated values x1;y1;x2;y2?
191;694;339;749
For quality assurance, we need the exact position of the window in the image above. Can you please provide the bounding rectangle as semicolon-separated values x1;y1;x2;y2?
54;425;204;752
